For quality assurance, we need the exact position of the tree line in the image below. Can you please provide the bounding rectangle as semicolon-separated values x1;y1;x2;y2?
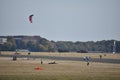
0;36;120;53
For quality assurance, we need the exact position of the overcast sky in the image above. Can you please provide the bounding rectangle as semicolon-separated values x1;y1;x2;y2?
0;0;120;41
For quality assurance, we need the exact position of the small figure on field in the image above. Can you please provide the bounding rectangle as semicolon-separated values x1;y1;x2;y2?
28;52;31;55
48;61;57;64
83;56;90;62
27;52;31;60
87;62;89;66
41;58;43;64
13;55;17;61
13;52;18;61
83;56;90;66
99;55;102;60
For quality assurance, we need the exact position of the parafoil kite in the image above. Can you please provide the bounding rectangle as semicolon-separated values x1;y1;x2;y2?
29;14;34;23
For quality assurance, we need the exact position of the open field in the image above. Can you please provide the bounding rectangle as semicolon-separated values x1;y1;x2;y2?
0;52;120;80
1;51;120;59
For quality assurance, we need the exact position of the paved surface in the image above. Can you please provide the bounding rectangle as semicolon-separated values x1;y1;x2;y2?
0;54;120;64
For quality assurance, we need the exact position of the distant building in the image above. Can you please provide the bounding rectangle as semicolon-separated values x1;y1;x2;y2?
0;35;41;45
22;36;40;43
0;37;7;44
13;36;40;43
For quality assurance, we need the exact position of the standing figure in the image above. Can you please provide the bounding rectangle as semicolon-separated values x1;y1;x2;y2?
87;62;89;66
13;55;17;61
99;55;102;60
27;52;31;60
41;58;43;64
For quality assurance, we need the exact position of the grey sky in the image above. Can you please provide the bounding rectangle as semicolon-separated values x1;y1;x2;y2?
0;0;120;41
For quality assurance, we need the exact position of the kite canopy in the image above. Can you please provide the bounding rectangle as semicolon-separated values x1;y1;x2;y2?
29;14;34;23
34;67;43;70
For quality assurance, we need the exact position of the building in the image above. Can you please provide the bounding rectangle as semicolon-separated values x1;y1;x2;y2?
0;37;7;44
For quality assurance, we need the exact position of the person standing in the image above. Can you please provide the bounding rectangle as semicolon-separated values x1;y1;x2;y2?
41;58;43;64
99;55;102;60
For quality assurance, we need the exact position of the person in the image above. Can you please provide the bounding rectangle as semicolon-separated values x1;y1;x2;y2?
83;56;90;66
28;52;31;55
27;52;31;60
87;62;89;66
48;61;56;64
99;55;102;60
83;56;90;62
13;55;17;61
41;58;43;64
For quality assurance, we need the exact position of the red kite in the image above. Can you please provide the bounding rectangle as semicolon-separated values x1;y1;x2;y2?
29;14;34;23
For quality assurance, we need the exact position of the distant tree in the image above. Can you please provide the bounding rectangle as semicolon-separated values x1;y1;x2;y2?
116;41;120;53
0;36;120;53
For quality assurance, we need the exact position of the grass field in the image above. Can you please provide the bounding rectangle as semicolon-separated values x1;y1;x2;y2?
0;52;120;80
1;51;120;59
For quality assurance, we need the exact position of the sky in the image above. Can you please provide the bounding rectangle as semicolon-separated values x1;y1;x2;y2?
0;0;120;42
